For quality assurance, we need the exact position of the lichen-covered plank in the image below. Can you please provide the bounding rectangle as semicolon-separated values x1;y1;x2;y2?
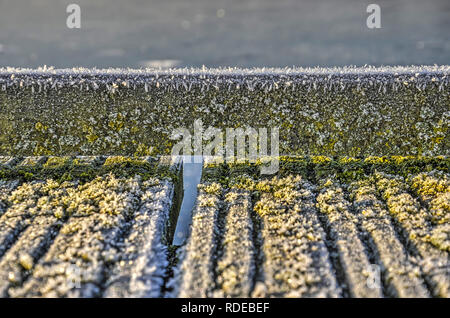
0;168;76;296
409;171;450;293
350;179;430;297
0;215;63;297
103;179;174;297
375;172;449;297
0;180;62;258
252;176;340;298
12;175;141;297
0;155;446;298
316;179;383;297
0;180;20;217
170;182;223;297
409;171;450;228
215;189;255;297
0;217;30;259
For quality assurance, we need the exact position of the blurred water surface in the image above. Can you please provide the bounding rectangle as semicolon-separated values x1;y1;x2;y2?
0;0;449;68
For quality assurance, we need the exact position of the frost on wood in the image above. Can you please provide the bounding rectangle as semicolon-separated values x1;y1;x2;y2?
349;178;430;297
316;179;383;298
215;189;255;298
0;156;448;298
171;157;448;298
0;66;448;156
11;175;142;297
374;172;450;297
252;176;340;297
103;180;175;298
170;182;223;297
0;156;181;298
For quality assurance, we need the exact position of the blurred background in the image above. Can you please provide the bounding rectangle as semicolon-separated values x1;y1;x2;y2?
0;0;449;68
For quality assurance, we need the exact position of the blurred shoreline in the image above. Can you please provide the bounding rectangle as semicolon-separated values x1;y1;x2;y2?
0;0;449;68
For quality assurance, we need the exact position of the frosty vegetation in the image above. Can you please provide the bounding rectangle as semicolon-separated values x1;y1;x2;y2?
0;66;448;156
